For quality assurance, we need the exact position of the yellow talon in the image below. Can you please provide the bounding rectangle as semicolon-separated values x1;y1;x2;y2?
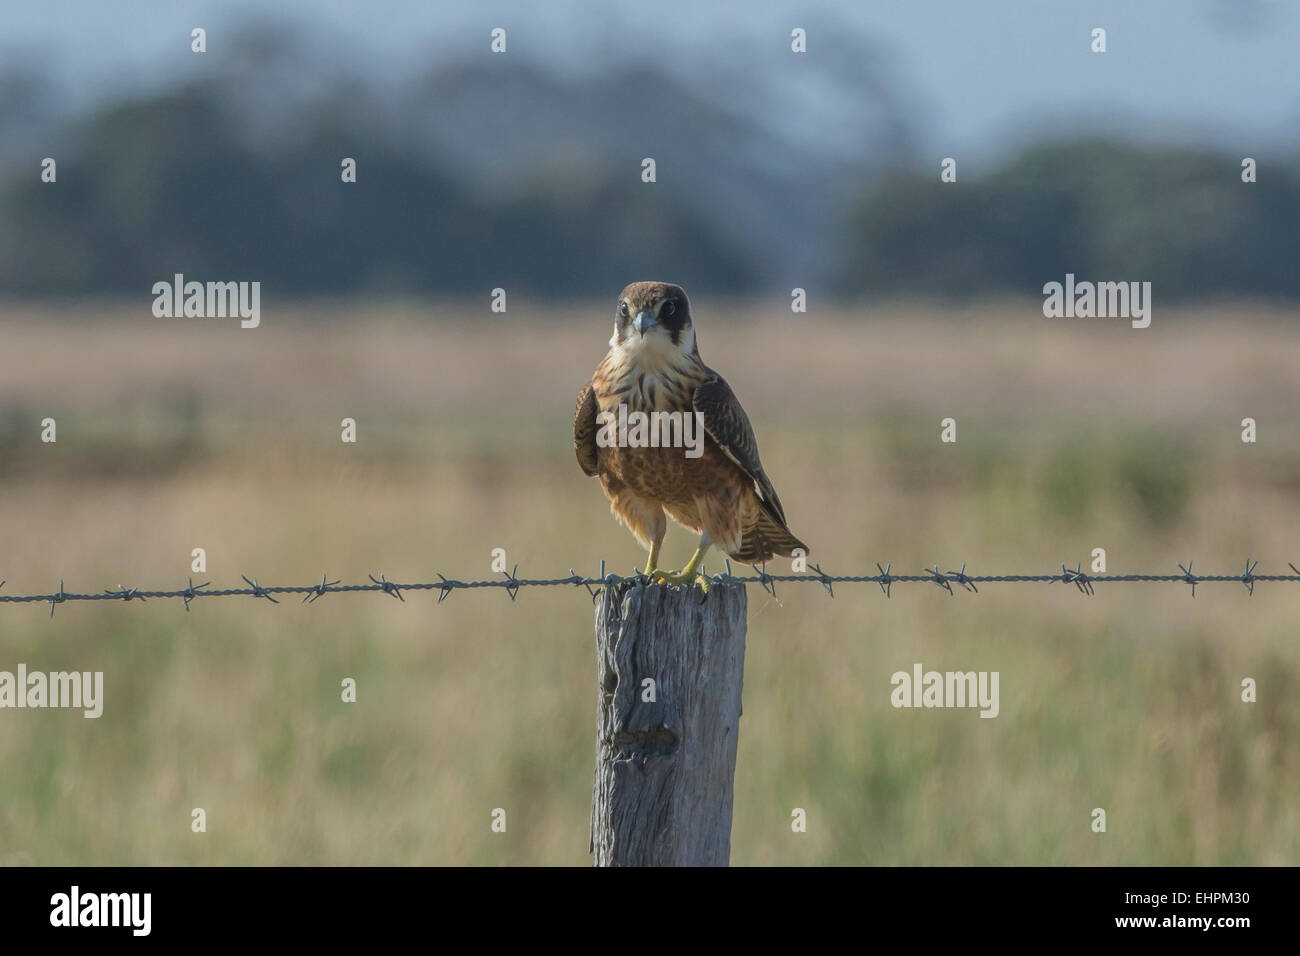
650;569;710;594
647;541;712;594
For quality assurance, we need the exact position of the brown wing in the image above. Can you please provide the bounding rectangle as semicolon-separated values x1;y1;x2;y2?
693;371;788;525
573;381;599;476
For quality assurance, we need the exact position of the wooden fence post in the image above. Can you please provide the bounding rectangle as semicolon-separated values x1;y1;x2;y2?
591;579;747;866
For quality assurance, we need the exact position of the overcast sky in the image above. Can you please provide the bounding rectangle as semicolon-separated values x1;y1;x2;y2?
7;0;1299;166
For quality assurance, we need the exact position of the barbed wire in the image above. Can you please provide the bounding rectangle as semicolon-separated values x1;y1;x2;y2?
0;558;1295;615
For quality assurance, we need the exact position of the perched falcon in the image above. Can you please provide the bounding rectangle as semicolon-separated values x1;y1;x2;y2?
573;281;807;592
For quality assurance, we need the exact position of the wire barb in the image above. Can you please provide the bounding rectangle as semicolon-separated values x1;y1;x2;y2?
876;562;893;598
571;567;601;603
1240;559;1258;597
1059;562;1094;596
49;579;66;618
946;562;978;594
1177;561;1198;598
501;565;521;601
181;577;210;611
810;563;835;597
926;565;954;596
302;573;339;604
369;573;404;602
711;558;737;589
241;575;280;604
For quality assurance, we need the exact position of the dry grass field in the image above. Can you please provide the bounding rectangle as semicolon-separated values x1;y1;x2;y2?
1;298;1298;865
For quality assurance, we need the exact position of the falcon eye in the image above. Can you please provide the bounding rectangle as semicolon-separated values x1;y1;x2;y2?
619;302;629;318
661;301;677;318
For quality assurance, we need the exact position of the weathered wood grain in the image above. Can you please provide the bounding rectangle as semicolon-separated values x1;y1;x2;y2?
591;580;747;866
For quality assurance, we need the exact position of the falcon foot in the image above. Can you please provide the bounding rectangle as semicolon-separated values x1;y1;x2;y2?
650;569;710;596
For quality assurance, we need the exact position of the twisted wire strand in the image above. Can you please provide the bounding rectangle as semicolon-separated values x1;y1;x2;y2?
0;559;1292;614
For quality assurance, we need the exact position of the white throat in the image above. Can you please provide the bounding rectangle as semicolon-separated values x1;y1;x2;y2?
609;325;695;365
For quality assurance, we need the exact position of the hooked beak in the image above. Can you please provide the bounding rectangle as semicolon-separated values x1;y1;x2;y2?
632;309;656;336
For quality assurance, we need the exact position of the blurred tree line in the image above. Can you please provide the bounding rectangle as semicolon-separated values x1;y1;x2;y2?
838;141;1300;301
0;47;1295;303
0;86;754;298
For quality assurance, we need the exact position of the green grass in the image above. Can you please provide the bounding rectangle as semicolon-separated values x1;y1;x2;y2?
0;307;1297;864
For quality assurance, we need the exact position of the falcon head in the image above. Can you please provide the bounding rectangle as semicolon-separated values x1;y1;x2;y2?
610;281;697;361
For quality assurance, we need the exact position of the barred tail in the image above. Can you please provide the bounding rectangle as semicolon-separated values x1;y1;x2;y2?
731;505;808;563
